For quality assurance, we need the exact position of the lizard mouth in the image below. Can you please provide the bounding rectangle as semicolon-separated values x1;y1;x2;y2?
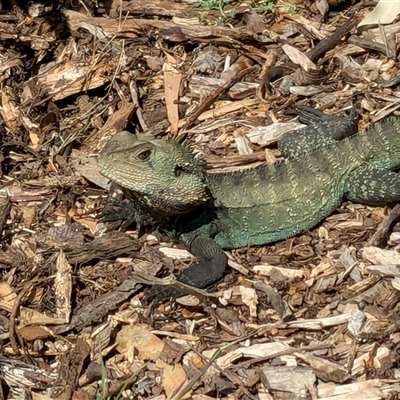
143;183;209;215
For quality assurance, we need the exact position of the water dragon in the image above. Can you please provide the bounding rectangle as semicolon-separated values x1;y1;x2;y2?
97;106;400;300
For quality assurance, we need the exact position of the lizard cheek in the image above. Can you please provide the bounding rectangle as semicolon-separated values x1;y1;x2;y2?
172;181;209;209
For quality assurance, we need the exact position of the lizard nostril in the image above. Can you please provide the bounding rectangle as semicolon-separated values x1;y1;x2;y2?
174;166;183;177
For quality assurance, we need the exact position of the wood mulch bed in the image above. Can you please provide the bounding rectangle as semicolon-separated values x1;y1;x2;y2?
0;0;399;398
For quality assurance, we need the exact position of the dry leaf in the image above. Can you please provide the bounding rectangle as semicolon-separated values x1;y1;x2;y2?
239;286;258;317
157;359;191;399
363;246;400;265
0;283;16;312
282;44;316;72
358;0;400;31
115;324;164;361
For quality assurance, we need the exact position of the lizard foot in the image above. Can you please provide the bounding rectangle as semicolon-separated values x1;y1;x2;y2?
98;199;147;232
143;285;183;309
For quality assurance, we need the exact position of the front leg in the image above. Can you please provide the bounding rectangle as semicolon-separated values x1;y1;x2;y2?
178;234;227;287
145;234;227;305
98;198;146;232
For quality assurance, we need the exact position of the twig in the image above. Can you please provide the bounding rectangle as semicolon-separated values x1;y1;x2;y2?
9;282;35;354
180;65;257;132
170;330;258;400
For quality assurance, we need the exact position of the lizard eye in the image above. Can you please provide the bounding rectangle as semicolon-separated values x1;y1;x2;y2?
138;150;151;161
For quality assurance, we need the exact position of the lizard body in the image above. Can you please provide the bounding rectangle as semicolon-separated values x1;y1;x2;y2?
98;109;400;294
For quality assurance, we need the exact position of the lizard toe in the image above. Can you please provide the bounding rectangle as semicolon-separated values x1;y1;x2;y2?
143;285;182;308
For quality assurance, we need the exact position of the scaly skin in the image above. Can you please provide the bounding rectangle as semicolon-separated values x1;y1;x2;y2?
278;105;358;158
97;112;400;299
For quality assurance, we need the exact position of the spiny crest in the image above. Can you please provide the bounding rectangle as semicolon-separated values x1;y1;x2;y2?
167;134;206;169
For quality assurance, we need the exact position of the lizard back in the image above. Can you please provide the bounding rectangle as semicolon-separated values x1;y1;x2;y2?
207;116;400;248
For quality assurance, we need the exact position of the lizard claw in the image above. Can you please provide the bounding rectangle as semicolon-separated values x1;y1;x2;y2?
98;201;135;222
98;200;148;232
143;285;182;309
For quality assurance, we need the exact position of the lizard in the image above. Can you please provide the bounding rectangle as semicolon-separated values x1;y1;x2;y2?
278;105;357;158
97;107;398;301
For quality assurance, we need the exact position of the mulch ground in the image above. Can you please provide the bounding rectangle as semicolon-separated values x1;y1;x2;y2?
0;0;399;398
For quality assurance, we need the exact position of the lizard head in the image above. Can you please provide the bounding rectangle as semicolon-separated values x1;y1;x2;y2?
98;131;209;215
